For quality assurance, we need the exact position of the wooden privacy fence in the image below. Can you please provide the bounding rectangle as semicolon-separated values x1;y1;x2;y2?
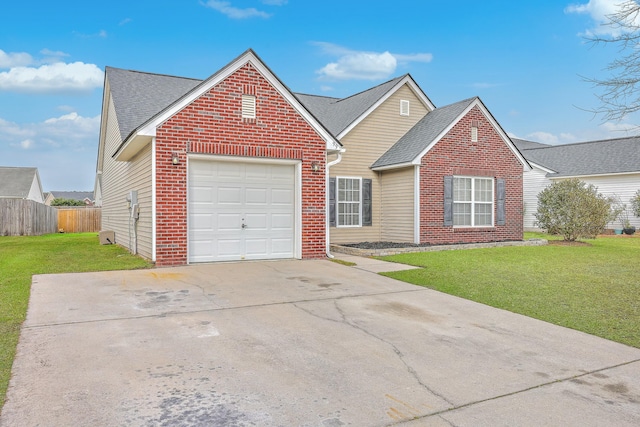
0;199;58;236
56;207;101;233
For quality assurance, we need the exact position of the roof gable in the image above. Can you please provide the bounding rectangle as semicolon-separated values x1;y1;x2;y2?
372;97;530;171
112;49;341;160
0;167;43;200
296;74;435;138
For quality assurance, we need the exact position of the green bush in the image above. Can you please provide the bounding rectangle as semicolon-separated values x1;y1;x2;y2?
632;189;640;218
50;198;86;206
535;178;612;241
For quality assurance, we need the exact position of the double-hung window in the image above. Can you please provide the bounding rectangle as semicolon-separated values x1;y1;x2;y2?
337;177;361;227
453;177;494;227
329;177;372;228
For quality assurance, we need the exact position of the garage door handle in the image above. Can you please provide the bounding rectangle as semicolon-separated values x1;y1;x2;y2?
241;223;247;229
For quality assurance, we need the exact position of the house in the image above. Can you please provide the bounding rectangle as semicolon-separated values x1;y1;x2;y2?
45;191;95;206
513;136;640;230
96;49;529;266
0;166;45;203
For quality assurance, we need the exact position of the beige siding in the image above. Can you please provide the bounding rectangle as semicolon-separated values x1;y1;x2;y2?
380;167;415;242
100;95;154;260
331;84;429;243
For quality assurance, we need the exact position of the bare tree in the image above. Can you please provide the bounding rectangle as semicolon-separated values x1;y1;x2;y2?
585;1;640;122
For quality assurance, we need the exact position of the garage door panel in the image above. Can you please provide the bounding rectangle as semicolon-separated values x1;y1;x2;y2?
217;187;242;205
271;188;293;205
245;188;268;205
217;213;242;231
271;213;293;230
245;213;267;230
189;159;296;262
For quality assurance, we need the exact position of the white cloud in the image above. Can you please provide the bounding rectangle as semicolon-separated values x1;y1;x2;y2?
565;0;640;36
527;131;561;144
0;49;33;68
203;1;271;19
19;139;34;150
1;112;100;151
119;18;132;26
262;0;287;5
0;62;104;94
314;42;433;81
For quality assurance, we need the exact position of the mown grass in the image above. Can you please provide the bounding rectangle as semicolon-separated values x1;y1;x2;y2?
0;233;151;410
380;234;640;348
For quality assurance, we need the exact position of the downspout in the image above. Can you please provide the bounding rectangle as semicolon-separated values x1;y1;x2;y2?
326;151;343;258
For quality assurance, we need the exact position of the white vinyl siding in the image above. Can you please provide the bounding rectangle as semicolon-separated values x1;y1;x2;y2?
337;177;361;227
453;176;493;227
522;166;553;230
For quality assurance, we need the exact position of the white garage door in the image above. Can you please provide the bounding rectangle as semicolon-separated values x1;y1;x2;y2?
188;159;296;263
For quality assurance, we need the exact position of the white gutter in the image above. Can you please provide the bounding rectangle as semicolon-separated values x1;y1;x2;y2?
326;151;344;258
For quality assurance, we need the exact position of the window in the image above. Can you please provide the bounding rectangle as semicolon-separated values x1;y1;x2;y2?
400;100;410;116
242;94;256;119
337;177;361;227
329;177;372;227
453;177;493;227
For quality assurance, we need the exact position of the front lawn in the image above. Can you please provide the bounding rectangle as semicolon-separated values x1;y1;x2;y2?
0;233;151;410
380;234;640;348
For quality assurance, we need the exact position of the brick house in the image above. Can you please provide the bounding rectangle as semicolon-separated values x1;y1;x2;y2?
96;49;529;266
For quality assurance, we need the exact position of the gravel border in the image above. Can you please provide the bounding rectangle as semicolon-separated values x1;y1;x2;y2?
331;238;548;257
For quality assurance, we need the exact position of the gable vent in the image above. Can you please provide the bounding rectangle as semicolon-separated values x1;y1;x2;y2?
242;94;256;119
471;120;479;142
400;100;410;116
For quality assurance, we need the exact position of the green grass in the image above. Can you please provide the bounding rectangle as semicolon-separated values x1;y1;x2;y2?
380;234;640;348
0;233;151;410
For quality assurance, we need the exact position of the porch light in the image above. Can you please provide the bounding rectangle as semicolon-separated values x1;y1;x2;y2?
311;161;320;172
171;152;180;165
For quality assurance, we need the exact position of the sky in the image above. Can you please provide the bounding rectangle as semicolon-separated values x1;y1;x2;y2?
0;0;637;191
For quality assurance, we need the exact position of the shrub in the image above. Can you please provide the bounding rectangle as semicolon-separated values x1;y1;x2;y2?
632;190;640;218
534;179;612;241
51;198;86;207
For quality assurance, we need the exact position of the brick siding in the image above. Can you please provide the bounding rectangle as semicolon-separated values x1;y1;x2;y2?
419;106;523;244
154;63;327;265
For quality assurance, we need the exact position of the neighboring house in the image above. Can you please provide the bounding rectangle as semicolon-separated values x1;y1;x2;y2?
0;166;45;203
97;49;529;266
513;137;640;230
45;191;95;206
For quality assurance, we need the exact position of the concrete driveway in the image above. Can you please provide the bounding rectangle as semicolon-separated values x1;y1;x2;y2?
2;258;640;426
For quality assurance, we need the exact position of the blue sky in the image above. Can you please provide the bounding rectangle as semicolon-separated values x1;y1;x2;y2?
0;0;636;190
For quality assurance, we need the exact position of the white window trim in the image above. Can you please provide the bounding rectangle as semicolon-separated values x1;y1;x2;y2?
453;176;494;228
336;176;362;228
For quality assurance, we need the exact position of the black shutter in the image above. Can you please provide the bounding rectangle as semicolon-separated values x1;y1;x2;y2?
329;177;336;227
362;178;372;226
496;178;506;226
444;176;453;226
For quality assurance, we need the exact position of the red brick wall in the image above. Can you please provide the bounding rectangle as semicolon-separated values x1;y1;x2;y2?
155;62;327;266
419;105;523;244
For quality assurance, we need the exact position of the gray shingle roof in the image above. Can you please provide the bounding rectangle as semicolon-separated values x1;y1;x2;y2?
0;166;38;198
106;67;201;141
49;191;94;201
372;97;477;169
511;138;550;150
517;136;640;176
294;75;407;136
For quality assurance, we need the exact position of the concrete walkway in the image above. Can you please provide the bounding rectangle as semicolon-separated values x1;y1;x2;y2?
2;259;640;426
